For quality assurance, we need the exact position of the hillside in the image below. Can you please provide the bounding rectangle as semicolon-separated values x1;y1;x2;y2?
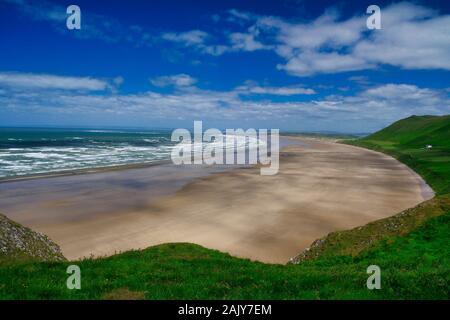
0;213;65;263
366;115;450;147
347;115;450;195
0;115;449;299
0;206;448;299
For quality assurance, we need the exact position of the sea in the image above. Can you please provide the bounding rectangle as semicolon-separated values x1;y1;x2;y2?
0;127;266;178
0;128;177;178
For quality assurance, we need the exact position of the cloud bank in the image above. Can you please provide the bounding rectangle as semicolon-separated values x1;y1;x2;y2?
1;72;448;132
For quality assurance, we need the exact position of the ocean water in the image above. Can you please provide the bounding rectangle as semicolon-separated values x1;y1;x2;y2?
0;128;176;178
0;128;266;178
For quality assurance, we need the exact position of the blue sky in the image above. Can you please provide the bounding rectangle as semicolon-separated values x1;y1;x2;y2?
0;0;449;133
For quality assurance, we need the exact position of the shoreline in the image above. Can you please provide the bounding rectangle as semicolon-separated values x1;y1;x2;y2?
336;141;435;200
0;137;433;263
0;160;173;184
0;135;299;184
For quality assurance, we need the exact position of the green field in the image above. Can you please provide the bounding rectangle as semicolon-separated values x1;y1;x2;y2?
0;115;449;299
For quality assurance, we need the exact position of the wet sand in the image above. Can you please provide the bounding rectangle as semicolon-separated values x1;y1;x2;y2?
0;138;433;263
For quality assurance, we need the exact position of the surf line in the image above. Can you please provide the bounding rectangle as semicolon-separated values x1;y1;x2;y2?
170;120;279;175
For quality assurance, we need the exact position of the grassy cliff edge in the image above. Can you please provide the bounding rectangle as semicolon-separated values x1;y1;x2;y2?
291;115;450;264
0;115;448;299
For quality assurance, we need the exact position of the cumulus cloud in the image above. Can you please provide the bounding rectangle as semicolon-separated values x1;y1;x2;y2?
3;0;65;23
348;76;371;86
112;76;124;87
161;30;231;56
235;82;316;95
161;30;209;45
258;2;450;76
277;51;373;76
0;72;111;91
161;13;268;55
150;74;197;87
229;29;268;52
267;11;365;51
178;3;450;75
228;9;254;22
8;0;450;75
1;72;448;132
353;10;450;70
361;84;446;112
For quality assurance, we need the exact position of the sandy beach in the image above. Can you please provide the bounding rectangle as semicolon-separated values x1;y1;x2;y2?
0;137;433;263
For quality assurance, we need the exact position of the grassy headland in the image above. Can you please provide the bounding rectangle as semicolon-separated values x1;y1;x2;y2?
0;115;449;299
346;115;450;195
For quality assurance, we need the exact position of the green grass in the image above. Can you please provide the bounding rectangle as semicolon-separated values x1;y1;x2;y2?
346;115;450;195
0;209;448;299
0;115;449;299
291;195;450;262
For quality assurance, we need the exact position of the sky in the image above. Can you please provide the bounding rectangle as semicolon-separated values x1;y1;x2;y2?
0;0;449;133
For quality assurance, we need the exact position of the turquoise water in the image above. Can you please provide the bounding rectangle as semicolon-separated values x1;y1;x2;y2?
0;128;175;177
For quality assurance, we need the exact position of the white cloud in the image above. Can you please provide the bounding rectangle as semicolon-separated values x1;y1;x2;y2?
0;72;110;91
229;31;267;52
161;30;231;56
2;73;448;132
162;17;270;55
4;0;65;23
150;74;197;87
193;2;450;76
270;12;365;51
161;30;209;45
228;9;254;21
353;12;450;70
348;76;371;86
9;0;450;75
277;51;373;76
235;82;316;95
265;2;450;76
112;76;124;87
362;84;444;110
202;45;229;56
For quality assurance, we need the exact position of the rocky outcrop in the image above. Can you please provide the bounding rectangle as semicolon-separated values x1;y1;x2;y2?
0;213;65;262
